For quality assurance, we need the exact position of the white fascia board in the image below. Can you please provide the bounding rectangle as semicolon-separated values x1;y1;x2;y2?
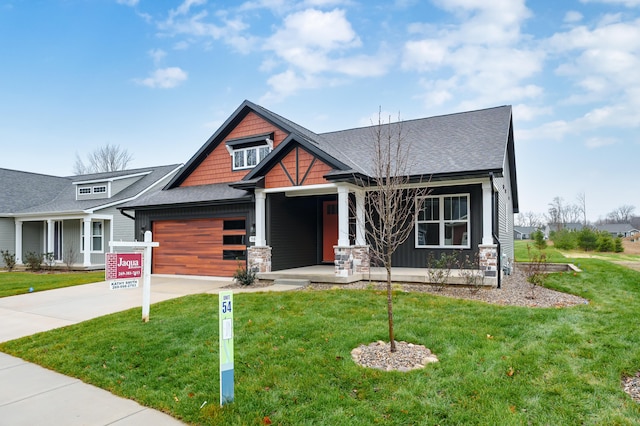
72;171;152;185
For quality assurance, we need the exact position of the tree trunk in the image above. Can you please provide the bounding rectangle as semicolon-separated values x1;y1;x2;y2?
386;264;396;352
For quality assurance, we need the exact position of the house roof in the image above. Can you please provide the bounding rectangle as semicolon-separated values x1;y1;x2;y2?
142;100;518;210
514;226;538;234
1;165;181;217
594;223;639;234
122;182;251;209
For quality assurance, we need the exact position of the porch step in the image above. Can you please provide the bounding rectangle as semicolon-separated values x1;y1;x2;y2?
273;279;310;287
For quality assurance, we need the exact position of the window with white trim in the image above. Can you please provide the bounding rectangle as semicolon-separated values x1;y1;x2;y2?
93;185;106;193
78;187;91;195
416;194;470;248
233;145;271;170
81;220;104;252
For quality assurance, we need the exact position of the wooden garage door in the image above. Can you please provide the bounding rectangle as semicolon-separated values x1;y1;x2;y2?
152;217;246;277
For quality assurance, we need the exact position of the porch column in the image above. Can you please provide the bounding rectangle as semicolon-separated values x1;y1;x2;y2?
337;185;350;247
355;189;366;246
254;190;266;246
46;219;54;255
248;190;271;273
14;220;23;265
481;181;493;245
82;218;91;267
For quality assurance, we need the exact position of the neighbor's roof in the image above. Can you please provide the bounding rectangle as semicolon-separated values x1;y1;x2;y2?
594;223;639;234
0;165;181;216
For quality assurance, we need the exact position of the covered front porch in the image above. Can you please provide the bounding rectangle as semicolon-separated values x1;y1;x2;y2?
257;265;498;287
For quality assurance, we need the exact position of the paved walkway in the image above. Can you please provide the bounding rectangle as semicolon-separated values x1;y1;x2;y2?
0;275;302;425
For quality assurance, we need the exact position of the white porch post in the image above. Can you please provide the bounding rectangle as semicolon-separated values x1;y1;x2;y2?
255;190;266;246
14;220;23;265
82;218;91;267
46;219;54;255
481;181;494;245
355;189;366;246
337;185;350;247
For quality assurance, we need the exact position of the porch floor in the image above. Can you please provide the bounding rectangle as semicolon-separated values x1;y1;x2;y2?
257;265;498;287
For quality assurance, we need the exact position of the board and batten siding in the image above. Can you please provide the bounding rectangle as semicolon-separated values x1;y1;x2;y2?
22;222;43;258
494;156;515;262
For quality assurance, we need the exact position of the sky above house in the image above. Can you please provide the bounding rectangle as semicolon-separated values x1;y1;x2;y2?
0;0;638;222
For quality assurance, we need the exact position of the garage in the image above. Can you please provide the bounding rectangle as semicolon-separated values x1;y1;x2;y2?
152;217;247;277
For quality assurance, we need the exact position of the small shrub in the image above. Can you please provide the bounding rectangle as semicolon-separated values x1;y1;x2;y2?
596;233;614;252
24;251;43;271
233;264;256;286
43;252;55;271
551;229;576;250
522;244;547;299
614;238;624;253
1;250;16;271
64;246;78;271
426;252;457;291
577;228;598;251
532;230;547;250
457;253;484;294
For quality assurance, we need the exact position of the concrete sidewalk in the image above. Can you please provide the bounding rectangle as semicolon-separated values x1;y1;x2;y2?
0;275;303;425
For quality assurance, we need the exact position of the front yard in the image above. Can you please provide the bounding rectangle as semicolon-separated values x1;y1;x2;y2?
0;271;105;298
1;246;640;424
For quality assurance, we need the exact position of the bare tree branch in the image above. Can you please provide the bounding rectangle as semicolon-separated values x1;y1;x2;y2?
73;144;133;174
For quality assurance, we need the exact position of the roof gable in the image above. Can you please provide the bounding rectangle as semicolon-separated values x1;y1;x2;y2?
263;144;335;189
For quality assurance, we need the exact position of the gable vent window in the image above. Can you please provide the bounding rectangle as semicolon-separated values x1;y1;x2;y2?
93;186;106;193
78;187;91;195
226;133;274;171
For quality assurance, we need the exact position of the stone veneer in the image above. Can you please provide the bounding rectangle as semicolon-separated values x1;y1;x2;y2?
478;244;498;277
247;246;272;273
334;245;370;277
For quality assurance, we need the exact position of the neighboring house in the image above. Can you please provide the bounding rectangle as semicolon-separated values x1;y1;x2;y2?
122;100;518;280
545;222;584;238
594;223;639;238
0;165;181;269
514;226;538;240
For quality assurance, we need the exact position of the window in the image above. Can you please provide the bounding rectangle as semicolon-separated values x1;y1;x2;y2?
93;185;106;193
78;187;91;195
416;194;469;248
222;218;246;261
81;220;104;252
232;145;271;170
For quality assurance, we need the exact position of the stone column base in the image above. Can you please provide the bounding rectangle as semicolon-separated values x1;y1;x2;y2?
334;245;370;277
479;244;498;277
248;246;272;273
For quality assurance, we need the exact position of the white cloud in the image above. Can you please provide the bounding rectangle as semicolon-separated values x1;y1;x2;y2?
148;48;167;65
564;11;583;23
135;67;188;89
116;0;139;6
585;137;617;149
580;0;640;7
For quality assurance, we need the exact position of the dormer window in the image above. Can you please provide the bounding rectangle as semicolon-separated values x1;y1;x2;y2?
78;187;91;195
93;185;106;193
226;133;274;171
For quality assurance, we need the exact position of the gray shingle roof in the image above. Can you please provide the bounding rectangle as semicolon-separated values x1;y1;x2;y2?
1;165;181;216
595;223;639;234
123;182;251;208
316;106;513;177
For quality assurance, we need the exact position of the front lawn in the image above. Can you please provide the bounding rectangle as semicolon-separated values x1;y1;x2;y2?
1;258;640;424
0;271;105;298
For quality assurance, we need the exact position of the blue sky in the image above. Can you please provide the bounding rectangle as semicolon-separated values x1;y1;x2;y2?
0;0;638;222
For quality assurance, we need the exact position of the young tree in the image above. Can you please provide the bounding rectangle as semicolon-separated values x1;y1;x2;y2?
357;109;429;353
74;143;134;174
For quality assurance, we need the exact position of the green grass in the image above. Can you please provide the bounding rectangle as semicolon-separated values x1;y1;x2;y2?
0;271;105;298
2;258;640;425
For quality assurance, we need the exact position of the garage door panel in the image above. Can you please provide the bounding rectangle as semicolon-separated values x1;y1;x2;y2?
152;218;246;277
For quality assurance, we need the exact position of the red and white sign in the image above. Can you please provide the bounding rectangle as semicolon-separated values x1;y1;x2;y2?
106;253;143;289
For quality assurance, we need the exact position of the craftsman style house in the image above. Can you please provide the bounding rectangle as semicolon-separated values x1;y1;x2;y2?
123;100;518;281
0;165;180;269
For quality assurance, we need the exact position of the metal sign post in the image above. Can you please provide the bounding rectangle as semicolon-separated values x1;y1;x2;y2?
219;291;234;405
108;231;159;322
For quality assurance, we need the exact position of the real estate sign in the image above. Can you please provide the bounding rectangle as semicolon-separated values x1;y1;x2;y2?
219;291;234;405
105;252;142;290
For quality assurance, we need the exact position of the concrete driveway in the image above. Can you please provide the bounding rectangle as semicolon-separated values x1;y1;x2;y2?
0;274;301;425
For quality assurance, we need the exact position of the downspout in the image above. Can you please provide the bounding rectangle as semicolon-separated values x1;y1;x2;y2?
119;208;135;221
489;172;501;289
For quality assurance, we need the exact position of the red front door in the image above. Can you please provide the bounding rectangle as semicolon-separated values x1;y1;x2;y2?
322;200;338;262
